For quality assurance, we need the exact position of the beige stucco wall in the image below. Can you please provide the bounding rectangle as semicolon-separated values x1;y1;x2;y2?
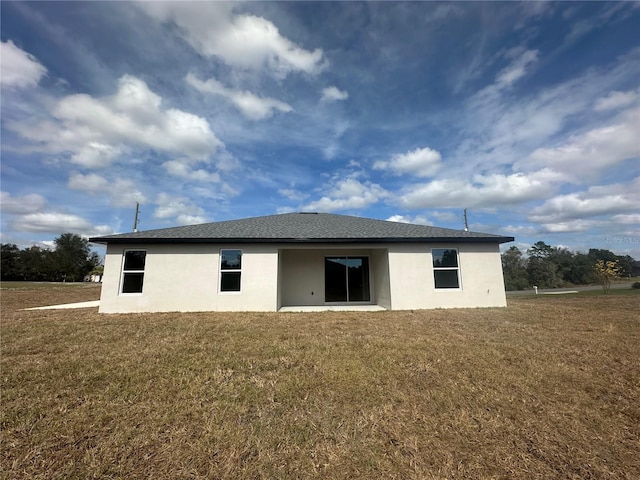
99;241;507;313
99;243;279;313
371;248;391;309
387;242;507;309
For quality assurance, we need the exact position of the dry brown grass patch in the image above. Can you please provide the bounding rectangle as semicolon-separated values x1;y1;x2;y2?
1;286;639;479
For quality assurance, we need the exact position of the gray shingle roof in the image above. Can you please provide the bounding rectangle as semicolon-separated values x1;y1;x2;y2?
89;212;514;244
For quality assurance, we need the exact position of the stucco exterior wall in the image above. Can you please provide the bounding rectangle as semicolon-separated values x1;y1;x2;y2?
99;241;507;313
371;248;392;309
387;242;507;309
99;243;279;313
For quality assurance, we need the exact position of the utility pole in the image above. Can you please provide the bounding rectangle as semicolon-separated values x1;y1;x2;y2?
463;208;469;231
133;202;140;232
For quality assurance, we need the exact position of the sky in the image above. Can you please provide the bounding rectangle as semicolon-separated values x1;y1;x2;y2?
1;1;639;259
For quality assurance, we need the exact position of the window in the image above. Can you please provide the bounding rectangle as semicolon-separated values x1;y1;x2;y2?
432;248;460;289
121;250;146;294
220;249;242;292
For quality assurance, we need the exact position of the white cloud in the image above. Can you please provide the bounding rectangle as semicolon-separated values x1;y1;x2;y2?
139;3;325;78
9;75;222;164
8;212;112;236
495;49;538;88
0;191;46;214
278;188;308;202
67;173;110;191
68;173;147;207
431;211;460;222
529;178;640;223
162;159;221;183
176;214;207;225
373;147;442;178
153;193;207;225
524;107;639;178
453;47;640;178
69;142;123;168
594;89;639;111
0;40;47;89
386;214;432;226
186;73;292;120
398;168;564;209
612;213;640;225
540;219;602;234
303;176;389;212
321;86;349;102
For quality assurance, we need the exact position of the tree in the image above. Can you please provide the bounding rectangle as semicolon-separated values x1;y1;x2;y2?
547;248;596;285
594;260;621;294
20;246;57;281
615;255;635;278
53;233;100;282
528;241;555;259
527;256;563;289
565;253;596;285
1;244;22;280
587;248;618;263
501;246;529;290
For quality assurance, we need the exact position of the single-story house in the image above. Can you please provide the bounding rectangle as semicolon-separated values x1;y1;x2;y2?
89;212;514;313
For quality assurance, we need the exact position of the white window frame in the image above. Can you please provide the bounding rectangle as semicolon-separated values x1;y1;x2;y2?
219;249;242;294
120;249;146;295
432;248;461;290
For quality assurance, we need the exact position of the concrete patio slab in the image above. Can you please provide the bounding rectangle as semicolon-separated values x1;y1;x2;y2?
279;305;387;312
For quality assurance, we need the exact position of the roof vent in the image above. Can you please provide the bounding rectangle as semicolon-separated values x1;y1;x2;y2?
299;212;318;215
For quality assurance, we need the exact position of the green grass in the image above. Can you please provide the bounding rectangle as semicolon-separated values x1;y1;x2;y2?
1;286;639;479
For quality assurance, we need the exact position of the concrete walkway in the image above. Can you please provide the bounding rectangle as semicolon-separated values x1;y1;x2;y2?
279;305;387;312
507;282;634;296
24;300;100;310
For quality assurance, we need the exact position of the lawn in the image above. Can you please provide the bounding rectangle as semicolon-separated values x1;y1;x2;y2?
1;285;639;479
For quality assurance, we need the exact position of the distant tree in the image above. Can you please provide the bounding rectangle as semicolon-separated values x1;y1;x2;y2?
20;246;57;281
528;241;555;259
53;233;100;282
587;248;618;263
527;256;563;289
615;255;635;278
501;246;529;290
1;244;22;280
566;253;597;285
546;248;596;285
594;260;621;294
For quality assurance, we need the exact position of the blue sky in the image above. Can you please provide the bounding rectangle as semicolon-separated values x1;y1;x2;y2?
1;1;639;258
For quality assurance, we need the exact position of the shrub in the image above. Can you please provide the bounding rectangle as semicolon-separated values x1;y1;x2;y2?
632;282;640;289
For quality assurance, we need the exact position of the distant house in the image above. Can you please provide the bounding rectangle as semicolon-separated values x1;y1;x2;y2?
89;212;514;313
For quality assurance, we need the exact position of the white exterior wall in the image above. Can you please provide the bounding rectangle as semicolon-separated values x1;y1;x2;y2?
371;248;391;309
388;242;507;309
98;241;507;313
99;243;279;313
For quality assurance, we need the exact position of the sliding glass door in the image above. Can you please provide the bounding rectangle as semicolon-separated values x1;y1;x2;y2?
325;256;370;302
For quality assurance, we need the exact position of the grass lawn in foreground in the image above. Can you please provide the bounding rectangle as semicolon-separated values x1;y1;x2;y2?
1;286;639;479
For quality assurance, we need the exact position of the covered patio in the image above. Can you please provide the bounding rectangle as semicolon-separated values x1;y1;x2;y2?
277;247;392;310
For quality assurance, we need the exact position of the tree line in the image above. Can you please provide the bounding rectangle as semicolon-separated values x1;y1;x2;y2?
1;233;101;282
502;241;637;291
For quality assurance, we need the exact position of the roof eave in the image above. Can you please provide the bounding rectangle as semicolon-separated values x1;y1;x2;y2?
89;236;515;245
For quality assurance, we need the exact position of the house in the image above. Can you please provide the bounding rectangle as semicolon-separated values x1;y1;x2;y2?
89;212;514;313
